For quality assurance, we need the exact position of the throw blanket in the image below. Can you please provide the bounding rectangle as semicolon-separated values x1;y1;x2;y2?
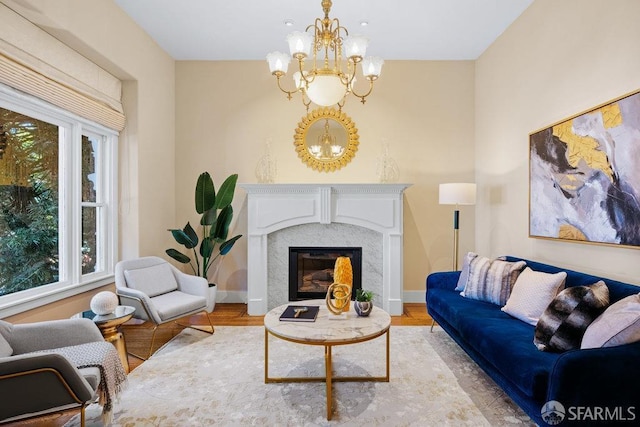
37;341;127;424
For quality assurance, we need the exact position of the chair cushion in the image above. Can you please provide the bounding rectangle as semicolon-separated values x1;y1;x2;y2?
150;291;206;321
0;333;12;357
0;320;12;357
124;263;178;297
79;366;101;390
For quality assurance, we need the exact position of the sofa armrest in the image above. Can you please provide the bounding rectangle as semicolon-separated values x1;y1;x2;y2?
548;341;640;410
426;271;461;292
0;352;96;421
9;319;103;355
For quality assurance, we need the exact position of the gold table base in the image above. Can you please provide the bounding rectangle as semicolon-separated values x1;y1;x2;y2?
264;327;390;421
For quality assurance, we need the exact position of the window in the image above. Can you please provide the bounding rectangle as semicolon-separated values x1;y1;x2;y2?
0;83;118;316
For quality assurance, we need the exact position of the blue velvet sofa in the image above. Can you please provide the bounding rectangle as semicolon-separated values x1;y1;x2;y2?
426;256;640;426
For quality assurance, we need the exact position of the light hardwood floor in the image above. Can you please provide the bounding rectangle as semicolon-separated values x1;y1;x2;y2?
7;303;431;427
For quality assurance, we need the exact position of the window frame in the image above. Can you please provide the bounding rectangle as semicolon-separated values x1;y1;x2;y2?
0;83;118;317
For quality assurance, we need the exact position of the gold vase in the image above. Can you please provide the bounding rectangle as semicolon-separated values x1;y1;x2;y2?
332;256;353;312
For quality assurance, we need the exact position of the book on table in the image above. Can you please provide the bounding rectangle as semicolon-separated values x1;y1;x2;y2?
279;305;320;322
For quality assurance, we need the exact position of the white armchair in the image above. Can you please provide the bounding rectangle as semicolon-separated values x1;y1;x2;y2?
115;256;213;359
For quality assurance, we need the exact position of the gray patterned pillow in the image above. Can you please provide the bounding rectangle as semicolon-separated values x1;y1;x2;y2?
534;281;610;352
461;255;526;305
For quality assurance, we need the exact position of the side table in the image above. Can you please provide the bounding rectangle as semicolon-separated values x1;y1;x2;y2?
74;305;135;373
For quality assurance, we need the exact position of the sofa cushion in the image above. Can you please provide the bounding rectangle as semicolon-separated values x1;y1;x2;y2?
501;267;567;326
461;255;526;305
534;281;609;352
124;263;178;297
581;293;640;349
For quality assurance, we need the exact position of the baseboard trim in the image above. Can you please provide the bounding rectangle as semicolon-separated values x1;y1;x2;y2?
402;290;425;303
215;290;247;304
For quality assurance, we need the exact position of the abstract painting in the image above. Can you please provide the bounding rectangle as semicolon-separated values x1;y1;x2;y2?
529;90;640;248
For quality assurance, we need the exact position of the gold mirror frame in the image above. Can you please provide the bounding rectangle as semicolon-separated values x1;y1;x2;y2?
294;108;359;172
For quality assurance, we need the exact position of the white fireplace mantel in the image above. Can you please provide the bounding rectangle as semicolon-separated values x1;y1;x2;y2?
240;183;411;315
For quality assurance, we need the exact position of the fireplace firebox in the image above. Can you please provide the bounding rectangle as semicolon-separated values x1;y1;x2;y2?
288;247;362;301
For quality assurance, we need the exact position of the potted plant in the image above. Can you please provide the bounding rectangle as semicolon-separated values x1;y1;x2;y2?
166;172;242;312
354;289;374;317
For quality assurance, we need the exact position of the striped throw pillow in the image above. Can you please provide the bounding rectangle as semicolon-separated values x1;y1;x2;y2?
461;256;526;305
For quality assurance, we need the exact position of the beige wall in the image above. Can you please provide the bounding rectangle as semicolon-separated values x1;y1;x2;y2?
3;0;176;322
475;0;640;284
175;60;476;297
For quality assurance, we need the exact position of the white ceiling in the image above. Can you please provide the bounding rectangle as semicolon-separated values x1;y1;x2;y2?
114;0;533;61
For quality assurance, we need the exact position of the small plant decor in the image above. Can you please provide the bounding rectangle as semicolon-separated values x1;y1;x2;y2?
354;289;374;317
355;289;374;302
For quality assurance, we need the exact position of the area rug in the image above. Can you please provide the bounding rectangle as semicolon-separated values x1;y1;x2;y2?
69;326;534;426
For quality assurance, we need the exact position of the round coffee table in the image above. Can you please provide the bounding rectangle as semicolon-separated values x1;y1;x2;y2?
264;299;391;420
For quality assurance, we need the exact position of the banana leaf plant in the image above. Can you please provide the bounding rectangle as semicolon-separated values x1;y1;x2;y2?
166;172;242;280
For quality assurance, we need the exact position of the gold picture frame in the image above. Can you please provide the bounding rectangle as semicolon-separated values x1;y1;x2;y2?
293;108;359;172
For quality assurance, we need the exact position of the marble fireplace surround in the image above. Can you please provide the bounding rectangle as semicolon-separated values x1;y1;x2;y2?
240;183;411;315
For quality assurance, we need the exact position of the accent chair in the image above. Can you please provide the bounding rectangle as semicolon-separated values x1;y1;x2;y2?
0;318;105;426
114;256;214;359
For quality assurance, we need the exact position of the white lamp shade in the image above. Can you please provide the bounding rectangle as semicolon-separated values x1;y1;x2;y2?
287;31;313;57
362;56;384;77
306;75;346;106
439;183;476;205
266;51;290;74
344;35;369;58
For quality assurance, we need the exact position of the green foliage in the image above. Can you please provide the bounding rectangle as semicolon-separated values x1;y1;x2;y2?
0;182;59;295
355;289;374;302
166;172;242;279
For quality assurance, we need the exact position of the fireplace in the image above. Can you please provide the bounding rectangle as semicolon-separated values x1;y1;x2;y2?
289;246;362;301
240;183;411;315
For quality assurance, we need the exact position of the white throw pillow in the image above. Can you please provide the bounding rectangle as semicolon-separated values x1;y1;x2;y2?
581;293;640;349
501;267;567;325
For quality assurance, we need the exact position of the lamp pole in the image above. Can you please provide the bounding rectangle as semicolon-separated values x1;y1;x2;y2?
453;208;460;271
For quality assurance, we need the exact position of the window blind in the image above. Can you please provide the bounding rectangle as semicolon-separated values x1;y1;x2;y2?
0;53;125;131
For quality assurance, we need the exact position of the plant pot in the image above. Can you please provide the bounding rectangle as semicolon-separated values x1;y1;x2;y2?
206;283;217;312
354;300;373;317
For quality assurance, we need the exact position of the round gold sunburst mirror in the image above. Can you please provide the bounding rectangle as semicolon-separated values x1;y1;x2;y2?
294;108;359;172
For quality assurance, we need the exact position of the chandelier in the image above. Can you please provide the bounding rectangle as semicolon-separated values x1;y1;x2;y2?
266;0;384;109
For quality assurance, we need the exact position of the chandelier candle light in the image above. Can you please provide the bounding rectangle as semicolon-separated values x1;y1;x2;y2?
439;183;476;271
267;0;384;109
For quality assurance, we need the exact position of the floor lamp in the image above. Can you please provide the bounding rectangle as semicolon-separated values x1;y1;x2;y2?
439;183;476;271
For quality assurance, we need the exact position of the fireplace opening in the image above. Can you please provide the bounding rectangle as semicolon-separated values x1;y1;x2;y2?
288;246;362;301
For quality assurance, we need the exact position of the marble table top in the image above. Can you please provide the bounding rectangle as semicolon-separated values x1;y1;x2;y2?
264;299;391;345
